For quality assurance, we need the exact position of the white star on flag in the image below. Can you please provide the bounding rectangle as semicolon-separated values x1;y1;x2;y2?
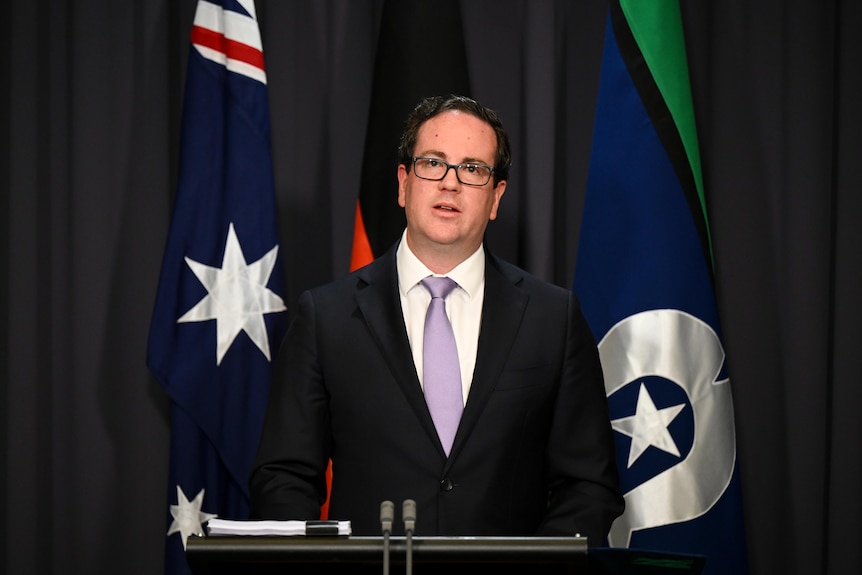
611;382;686;468
167;486;217;550
178;222;286;365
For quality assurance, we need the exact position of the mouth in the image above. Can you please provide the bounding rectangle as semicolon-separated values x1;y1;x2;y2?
434;203;460;213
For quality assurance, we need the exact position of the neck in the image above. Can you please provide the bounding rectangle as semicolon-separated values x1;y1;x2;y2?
405;232;480;275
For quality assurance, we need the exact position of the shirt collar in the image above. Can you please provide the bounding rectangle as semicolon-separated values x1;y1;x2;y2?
396;230;485;299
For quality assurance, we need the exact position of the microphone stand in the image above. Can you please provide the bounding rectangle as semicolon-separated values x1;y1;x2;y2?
402;499;416;575
380;501;394;575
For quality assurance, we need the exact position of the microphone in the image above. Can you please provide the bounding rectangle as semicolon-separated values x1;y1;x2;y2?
402;499;416;534
380;500;394;534
402;499;416;575
380;501;394;575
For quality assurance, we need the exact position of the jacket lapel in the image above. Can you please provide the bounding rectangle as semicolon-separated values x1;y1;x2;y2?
354;246;530;462
353;247;443;450
447;252;529;461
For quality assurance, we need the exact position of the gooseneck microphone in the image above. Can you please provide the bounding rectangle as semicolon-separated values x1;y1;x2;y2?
380;500;394;575
402;499;416;575
380;499;394;534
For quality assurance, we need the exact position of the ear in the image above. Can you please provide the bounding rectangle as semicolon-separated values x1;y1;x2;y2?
397;164;409;208
488;180;507;221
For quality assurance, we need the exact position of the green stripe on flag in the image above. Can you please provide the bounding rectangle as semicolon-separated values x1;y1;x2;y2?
619;0;712;260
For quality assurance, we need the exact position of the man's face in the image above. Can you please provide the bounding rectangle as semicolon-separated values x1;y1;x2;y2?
397;110;506;263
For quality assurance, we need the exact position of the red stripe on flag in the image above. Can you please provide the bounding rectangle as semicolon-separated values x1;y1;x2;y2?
191;25;266;72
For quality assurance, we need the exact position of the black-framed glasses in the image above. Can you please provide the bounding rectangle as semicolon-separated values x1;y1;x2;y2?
411;157;495;187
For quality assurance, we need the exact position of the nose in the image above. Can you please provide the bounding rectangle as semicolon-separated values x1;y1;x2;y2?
440;165;461;189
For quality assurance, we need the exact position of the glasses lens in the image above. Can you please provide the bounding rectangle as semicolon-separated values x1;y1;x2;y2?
457;163;492;186
414;158;446;180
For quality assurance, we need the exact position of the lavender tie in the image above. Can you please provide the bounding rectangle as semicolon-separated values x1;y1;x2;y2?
421;276;463;456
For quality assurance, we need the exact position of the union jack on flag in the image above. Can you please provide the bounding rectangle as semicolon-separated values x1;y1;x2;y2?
147;1;287;574
190;0;267;84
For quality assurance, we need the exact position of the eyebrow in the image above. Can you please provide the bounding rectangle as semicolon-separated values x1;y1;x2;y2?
417;149;493;165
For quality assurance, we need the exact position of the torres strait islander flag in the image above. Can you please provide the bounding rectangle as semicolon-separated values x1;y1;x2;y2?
573;1;749;573
147;1;287;573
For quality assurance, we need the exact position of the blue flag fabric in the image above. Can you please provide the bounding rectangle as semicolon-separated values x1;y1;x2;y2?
573;2;748;574
146;1;287;573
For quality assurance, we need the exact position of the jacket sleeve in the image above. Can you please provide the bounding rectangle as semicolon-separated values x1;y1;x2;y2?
537;290;625;545
249;290;330;520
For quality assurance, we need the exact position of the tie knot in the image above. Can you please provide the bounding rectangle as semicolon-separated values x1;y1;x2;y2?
421;276;458;300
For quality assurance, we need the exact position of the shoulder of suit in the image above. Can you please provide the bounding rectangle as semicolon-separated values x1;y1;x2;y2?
486;251;571;298
304;247;395;299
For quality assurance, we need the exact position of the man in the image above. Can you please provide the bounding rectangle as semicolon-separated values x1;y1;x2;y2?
250;95;623;545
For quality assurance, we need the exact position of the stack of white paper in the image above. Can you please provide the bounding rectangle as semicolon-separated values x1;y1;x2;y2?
206;519;351;537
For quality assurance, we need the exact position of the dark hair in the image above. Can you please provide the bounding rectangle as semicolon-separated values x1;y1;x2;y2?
398;94;512;184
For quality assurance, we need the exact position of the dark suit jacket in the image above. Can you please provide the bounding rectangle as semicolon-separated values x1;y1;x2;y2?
250;243;623;545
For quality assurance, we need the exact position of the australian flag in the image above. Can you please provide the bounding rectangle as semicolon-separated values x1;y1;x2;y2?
146;1;287;573
573;2;748;574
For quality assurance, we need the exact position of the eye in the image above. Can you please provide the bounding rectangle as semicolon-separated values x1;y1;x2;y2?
425;158;442;168
462;163;479;174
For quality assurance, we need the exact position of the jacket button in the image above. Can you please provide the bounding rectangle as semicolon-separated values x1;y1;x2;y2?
440;478;454;492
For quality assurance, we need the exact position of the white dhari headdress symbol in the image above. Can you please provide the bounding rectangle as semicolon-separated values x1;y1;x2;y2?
599;309;736;548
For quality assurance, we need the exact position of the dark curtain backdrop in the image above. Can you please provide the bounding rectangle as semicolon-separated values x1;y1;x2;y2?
3;1;860;574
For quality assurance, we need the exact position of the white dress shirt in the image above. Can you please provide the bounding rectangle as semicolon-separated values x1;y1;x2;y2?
396;231;485;405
